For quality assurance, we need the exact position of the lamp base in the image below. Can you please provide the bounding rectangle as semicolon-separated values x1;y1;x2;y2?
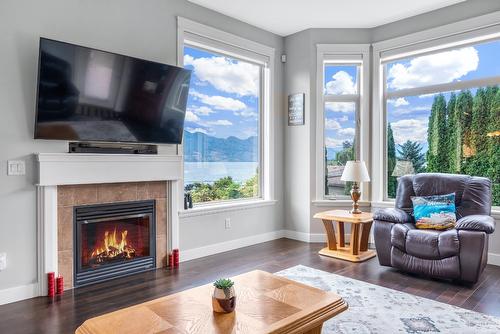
350;182;362;214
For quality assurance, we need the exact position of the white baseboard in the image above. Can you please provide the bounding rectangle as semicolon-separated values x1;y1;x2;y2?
0;283;38;306
181;230;286;262
488;252;500;266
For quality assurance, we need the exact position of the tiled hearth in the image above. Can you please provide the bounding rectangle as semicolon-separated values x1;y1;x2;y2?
57;182;169;290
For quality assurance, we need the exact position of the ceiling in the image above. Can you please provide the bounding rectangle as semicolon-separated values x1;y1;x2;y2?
187;0;466;36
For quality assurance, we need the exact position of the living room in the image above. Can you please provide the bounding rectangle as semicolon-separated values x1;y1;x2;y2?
0;0;499;333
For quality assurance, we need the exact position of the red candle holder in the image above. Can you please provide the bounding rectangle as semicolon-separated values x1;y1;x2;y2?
168;253;174;268
56;275;64;295
47;272;55;297
173;249;179;267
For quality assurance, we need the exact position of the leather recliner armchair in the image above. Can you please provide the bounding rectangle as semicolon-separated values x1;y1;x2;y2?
373;173;495;284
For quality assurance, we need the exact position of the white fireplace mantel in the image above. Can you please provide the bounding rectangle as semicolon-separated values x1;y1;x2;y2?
35;153;182;296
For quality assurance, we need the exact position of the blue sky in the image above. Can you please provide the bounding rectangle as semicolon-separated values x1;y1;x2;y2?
322;40;499;161
183;46;260;139
385;39;500;157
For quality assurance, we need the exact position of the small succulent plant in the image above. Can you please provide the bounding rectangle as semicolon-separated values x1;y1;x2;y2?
213;278;234;299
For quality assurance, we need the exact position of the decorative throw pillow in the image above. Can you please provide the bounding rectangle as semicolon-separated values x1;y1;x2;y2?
411;193;457;230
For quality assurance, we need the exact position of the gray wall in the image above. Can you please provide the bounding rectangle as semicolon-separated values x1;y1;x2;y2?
0;0;284;291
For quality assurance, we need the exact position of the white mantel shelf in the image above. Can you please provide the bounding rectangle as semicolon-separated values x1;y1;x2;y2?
36;153;182;186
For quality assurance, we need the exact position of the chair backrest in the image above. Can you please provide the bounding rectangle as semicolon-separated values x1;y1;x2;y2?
396;173;492;218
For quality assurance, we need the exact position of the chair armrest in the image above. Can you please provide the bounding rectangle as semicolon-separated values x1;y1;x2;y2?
373;208;413;224
455;215;495;234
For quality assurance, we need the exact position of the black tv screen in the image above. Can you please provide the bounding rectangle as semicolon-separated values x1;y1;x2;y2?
34;38;191;144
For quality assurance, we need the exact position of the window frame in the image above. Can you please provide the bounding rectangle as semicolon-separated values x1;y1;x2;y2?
177;17;275;209
372;13;500;206
315;44;371;201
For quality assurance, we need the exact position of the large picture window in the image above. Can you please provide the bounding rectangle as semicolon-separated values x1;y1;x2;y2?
182;43;265;205
384;39;500;205
322;62;361;198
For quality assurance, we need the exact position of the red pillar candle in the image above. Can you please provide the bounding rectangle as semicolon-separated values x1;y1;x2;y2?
47;272;55;297
56;275;64;295
173;249;179;267
168;252;174;268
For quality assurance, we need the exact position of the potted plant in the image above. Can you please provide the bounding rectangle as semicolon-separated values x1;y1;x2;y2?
212;278;236;313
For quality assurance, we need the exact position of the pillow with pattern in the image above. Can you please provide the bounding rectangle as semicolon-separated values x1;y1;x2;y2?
411;193;456;230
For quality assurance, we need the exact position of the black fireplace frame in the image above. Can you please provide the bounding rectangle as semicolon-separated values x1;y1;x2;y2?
73;200;156;287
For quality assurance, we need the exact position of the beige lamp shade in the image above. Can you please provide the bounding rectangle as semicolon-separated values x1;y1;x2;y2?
392;160;415;177
340;161;370;182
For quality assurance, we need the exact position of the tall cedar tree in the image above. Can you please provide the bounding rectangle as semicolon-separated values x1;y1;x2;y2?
488;89;500;206
458;90;474;173
387;123;397;198
427;94;447;172
466;88;490;176
397;140;426;173
445;92;457;173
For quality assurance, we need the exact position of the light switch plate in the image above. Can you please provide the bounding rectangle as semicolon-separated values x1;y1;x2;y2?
7;160;25;176
225;218;231;229
0;253;6;271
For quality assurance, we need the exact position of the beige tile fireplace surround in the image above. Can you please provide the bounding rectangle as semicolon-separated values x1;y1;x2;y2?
36;153;182;296
57;182;169;290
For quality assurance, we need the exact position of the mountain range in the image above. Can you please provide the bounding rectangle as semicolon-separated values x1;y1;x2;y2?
183;131;258;162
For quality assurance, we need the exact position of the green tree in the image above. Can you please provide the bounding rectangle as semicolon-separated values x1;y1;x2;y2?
457;90;474;173
427;94;447;172
387;123;397;198
445;92;457;173
397;140;426;173
487;89;500;206
335;141;355;165
213;176;241;200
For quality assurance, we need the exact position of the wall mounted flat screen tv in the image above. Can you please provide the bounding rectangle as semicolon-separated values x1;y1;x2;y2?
34;38;191;144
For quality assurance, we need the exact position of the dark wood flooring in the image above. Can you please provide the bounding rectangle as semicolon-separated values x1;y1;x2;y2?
1;238;500;333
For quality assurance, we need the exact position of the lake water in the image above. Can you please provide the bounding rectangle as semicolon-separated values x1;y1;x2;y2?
184;162;258;185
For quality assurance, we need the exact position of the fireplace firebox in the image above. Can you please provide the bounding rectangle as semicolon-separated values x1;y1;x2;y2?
74;200;156;287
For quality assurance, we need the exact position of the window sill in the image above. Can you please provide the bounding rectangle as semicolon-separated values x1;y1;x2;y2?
312;200;371;208
178;199;277;218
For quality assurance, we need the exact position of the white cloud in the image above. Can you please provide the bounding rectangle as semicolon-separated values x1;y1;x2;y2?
185;110;199;122
184;54;259;97
388;47;479;90
235;109;259;119
325;102;355;113
190;90;246;111
207;119;233;126
191;106;214;116
325;71;356;95
185;127;213;135
337;115;348;122
390;118;428;145
338;128;355;136
325;137;345;149
241;128;258;138
325;119;341;130
388;97;409;107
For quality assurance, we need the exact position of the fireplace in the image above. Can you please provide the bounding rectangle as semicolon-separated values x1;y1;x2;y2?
74;200;156;287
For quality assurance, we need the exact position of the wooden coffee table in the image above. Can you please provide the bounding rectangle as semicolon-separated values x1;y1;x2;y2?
75;270;347;334
314;209;376;262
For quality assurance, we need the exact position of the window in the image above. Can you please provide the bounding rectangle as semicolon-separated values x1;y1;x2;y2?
383;39;500;205
316;45;370;201
180;21;273;206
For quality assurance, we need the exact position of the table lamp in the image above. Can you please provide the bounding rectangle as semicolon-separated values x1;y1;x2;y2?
341;161;370;214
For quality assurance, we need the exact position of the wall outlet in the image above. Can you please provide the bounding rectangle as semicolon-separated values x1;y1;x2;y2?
7;160;26;176
225;218;231;229
0;253;6;271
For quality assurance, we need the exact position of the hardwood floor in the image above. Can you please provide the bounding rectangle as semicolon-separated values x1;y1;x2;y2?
1;238;500;334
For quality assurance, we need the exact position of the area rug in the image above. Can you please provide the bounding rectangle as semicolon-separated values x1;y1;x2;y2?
276;265;500;334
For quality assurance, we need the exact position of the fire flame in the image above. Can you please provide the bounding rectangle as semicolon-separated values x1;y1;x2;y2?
90;227;136;263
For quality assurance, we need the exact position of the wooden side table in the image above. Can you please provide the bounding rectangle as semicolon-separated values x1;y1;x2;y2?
313;209;376;262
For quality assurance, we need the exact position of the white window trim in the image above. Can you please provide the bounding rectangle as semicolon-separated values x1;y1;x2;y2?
371;11;500;205
315;44;371;201
176;17;276;213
